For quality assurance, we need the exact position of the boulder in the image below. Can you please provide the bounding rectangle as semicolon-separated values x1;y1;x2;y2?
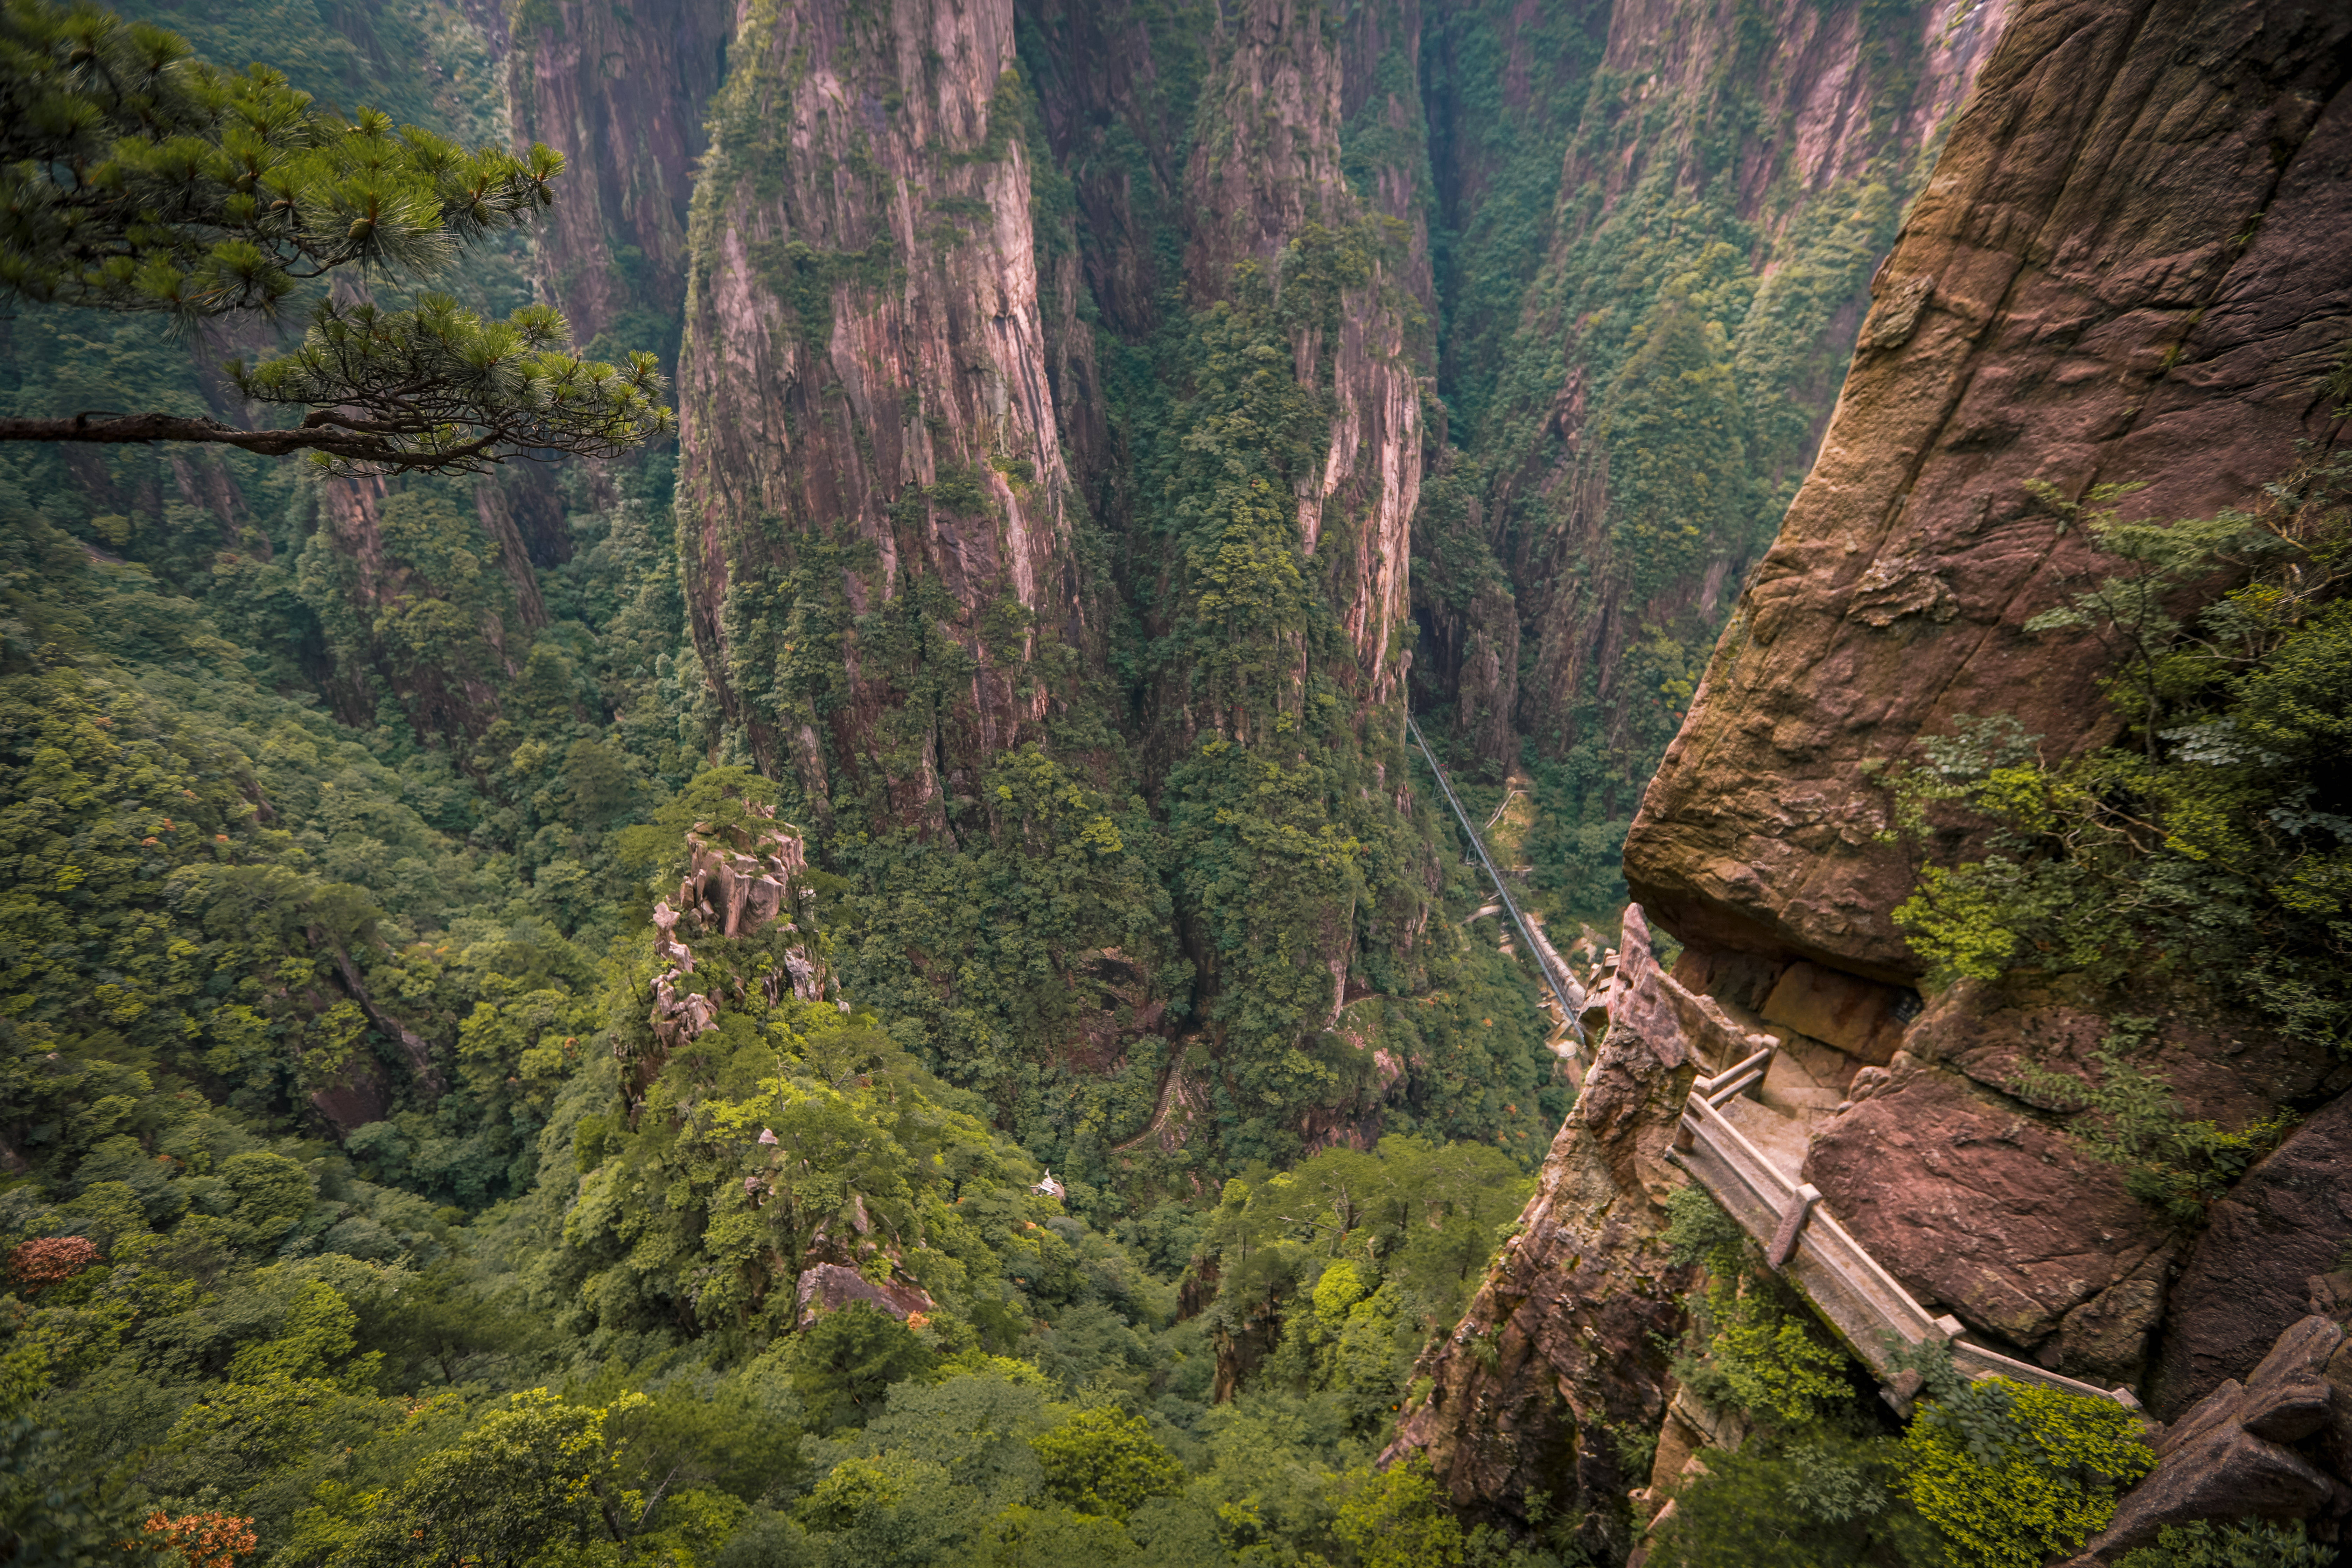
2152;1090;2352;1419
1803;1058;2173;1379
2074;1316;2348;1562
794;1262;937;1330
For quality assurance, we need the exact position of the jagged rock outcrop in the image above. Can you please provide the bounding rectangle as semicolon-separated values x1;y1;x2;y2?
2071;1314;2352;1562
1401;0;2352;1547
675;0;1091;819
1381;905;1710;1556
795;1260;937;1329
643;805;833;1061
2153;1092;2352;1420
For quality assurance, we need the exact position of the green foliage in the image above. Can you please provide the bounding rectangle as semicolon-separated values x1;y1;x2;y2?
1198;1137;1532;1433
0;9;1965;1568
1899;1376;2153;1568
1665;1188;1851;1428
1441;20;1917;878
0;2;671;476
2115;1520;2333;1568
794;1304;938;1434
2008;1020;2297;1224
1137;230;1445;1155
230;294;674;475
1030;1406;1185;1519
1882;459;2352;1045
1334;1456;1470;1568
0;0;558;319
747;238;898;349
1647;1427;1937;1568
327;1387;649;1566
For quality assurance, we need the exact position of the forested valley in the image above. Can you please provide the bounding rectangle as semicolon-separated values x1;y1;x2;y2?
4;0;2348;1563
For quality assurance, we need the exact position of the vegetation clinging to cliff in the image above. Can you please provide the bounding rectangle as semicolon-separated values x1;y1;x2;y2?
1879;456;2352;1049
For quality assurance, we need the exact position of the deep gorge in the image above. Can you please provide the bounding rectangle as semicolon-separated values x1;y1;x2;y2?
1;0;2347;1560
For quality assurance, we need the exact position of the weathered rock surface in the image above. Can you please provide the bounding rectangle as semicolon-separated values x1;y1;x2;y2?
1624;0;2352;973
1176;0;1429;719
1903;979;2346;1125
502;0;735;357
2153;1090;2352;1419
676;0;1089;814
795;1261;938;1330
2072;1315;2352;1562
1382;905;1712;1557
1476;0;2013;783
1802;1055;2175;1383
642;805;832;1073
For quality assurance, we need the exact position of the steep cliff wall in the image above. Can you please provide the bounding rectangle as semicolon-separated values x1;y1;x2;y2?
1172;0;1429;722
1398;0;2352;1547
501;0;735;363
1624;0;2348;978
675;0;1091;821
1382;904;1716;1555
1418;0;2011;834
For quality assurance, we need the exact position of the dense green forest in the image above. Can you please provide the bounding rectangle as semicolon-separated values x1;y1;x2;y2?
0;2;1575;1562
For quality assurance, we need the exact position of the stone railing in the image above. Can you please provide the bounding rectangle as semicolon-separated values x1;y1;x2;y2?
1673;1046;2139;1411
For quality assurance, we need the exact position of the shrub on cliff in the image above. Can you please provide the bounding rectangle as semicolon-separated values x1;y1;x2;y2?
1898;1374;2153;1568
1662;1186;1852;1429
1645;1427;1937;1568
1879;456;2352;1048
2115;1520;2332;1568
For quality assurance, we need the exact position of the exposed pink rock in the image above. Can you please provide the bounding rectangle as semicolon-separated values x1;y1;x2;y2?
1625;0;2352;974
2152;1090;2352;1419
675;0;1085;821
503;0;734;355
1757;961;1908;1065
794;1261;938;1329
644;808;832;1060
1381;905;1703;1557
1802;1056;2175;1382
2071;1317;2348;1563
1903;980;2345;1125
307;1061;392;1136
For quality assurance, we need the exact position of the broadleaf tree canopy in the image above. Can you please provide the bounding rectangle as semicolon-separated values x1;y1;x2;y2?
0;0;672;474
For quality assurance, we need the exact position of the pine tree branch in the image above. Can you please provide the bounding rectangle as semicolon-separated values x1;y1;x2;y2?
0;411;502;471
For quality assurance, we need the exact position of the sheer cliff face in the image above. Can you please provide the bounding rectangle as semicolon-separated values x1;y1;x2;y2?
675;0;1086;825
1624;0;2352;974
503;0;734;358
1394;0;2352;1539
1420;0;2011;785
654;0;1447;1142
1184;0;1429;718
1620;0;2352;1419
1385;905;1704;1558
